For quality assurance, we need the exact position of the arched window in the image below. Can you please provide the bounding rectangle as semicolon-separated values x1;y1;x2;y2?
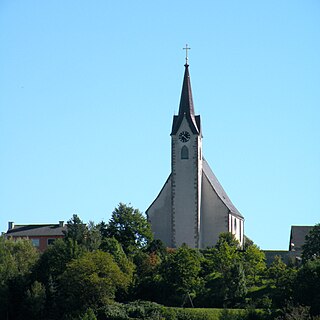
181;146;189;159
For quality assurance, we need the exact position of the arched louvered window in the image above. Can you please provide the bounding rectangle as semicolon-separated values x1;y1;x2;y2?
181;146;189;159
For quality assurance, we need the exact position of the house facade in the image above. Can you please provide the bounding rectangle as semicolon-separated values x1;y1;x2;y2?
5;221;66;252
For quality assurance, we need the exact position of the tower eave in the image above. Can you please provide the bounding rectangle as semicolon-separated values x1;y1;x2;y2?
171;114;201;135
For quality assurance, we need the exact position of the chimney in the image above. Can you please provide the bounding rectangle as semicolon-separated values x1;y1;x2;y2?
8;221;14;230
59;221;64;227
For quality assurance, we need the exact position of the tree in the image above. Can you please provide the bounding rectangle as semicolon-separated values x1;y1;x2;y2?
105;203;153;254
242;244;266;285
63;214;88;246
266;255;297;308
58;250;132;315
267;255;287;287
294;258;320;315
0;237;39;320
200;233;246;307
302;223;320;263
0;236;39;282
215;232;240;250
25;281;46;320
212;233;240;275
160;245;202;305
86;221;102;251
80;308;97;320
100;237;134;273
34;238;84;284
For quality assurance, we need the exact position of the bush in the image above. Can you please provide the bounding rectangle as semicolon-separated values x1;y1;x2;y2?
125;300;164;319
97;303;128;320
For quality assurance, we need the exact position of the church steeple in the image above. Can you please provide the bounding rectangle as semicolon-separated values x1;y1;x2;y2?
171;61;201;135
178;64;194;116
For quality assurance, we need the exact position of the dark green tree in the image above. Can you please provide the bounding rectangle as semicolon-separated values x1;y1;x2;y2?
25;281;46;320
63;214;88;246
58;250;132;316
302;223;320;263
266;255;297;308
242;244;266;285
105;203;153;254
34;238;84;285
212;233;240;275
215;232;240;250
99;237;134;275
199;233;246;308
86;221;102;251
294;258;320;315
0;237;39;320
267;255;288;287
160;245;202;306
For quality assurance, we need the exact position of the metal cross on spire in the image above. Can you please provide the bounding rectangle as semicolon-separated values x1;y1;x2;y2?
183;44;191;65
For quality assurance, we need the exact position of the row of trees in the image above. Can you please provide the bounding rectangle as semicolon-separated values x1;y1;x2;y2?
1;203;320;320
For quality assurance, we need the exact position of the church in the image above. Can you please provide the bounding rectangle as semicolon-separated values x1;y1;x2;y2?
146;54;244;249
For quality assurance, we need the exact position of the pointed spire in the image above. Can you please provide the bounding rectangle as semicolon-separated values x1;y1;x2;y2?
178;63;194;116
171;49;201;136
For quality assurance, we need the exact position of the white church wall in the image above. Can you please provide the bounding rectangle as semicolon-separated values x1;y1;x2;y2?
147;177;172;247
200;173;229;248
230;215;244;247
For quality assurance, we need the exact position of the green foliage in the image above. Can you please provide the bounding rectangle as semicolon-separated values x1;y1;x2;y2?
242;244;266;286
125;300;164;319
145;239;167;257
131;251;163;302
275;303;312;320
105;203;153;255
1;210;319;318
0;236;39;319
0;236;39;283
86;221;102;252
59;250;132;314
25;281;46;319
302;223;320;263
80;308;97;320
215;232;240;250
64;214;88;246
294;258;320;315
200;233;247;307
212;233;240;275
35;238;84;284
97;303;129;320
219;308;270;320
267;256;287;287
265;256;297;308
97;301;164;320
100;237;134;275
160;245;202;304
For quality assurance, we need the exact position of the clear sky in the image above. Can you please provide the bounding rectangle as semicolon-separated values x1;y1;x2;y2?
1;0;319;250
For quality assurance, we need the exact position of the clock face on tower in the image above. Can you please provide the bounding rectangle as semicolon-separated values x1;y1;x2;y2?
179;131;191;143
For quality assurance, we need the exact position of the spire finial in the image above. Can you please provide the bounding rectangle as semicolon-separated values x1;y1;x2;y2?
183;44;191;65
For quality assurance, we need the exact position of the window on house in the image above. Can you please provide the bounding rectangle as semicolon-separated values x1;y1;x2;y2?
181;146;189;159
47;238;56;246
31;238;40;247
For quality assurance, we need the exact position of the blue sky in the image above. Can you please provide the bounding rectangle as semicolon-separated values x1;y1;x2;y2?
1;0;319;250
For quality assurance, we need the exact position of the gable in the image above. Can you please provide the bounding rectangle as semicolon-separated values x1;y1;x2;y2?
289;226;313;251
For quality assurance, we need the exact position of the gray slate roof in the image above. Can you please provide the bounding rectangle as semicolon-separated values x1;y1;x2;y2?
289;225;313;251
263;250;301;266
6;224;67;237
202;158;244;219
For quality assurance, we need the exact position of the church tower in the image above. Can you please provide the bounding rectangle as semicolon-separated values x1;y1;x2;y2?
171;62;202;248
147;54;244;249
